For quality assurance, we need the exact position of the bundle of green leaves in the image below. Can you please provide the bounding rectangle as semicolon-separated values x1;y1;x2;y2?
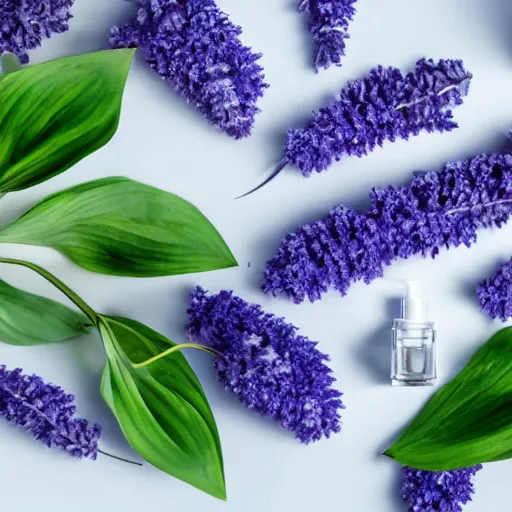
0;50;238;499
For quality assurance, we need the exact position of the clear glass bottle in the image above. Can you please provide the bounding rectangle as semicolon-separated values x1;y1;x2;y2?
391;281;436;386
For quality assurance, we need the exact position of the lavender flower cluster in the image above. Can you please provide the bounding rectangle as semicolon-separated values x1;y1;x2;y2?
0;0;74;64
110;0;268;139
477;257;512;321
263;150;512;303
402;465;482;512
299;0;357;71
0;365;100;459
187;286;344;444
282;58;471;177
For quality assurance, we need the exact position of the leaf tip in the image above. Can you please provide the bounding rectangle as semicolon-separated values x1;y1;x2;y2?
217;487;227;502
382;449;393;459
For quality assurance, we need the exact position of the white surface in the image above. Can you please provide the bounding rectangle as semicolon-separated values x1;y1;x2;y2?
2;0;512;510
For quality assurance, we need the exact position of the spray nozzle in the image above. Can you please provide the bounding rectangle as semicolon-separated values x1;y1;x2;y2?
401;280;427;321
405;280;422;299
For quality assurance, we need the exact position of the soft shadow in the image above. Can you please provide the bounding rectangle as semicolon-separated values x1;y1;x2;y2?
377;398;428;456
476;0;512;58
354;298;398;385
448;342;481;381
388;466;405;510
63;2;137;55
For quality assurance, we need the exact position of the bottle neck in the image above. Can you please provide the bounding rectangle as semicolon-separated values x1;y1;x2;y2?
401;297;427;322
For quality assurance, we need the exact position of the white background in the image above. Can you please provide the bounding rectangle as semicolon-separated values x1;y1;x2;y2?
2;0;512;510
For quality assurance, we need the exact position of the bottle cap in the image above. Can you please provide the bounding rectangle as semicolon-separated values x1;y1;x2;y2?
401;280;427;321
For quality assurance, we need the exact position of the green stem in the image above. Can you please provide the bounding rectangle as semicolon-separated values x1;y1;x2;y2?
132;343;221;369
0;257;98;324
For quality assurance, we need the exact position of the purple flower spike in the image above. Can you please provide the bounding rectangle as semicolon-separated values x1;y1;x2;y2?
284;58;472;177
263;149;512;303
402;466;482;512
0;365;101;459
187;286;344;444
299;0;357;71
0;0;74;64
110;0;268;139
477;257;512;321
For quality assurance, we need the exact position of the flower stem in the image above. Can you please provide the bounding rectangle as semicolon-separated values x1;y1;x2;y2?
445;199;512;216
0;257;98;324
97;449;142;466
396;80;470;111
132;343;222;369
236;158;289;199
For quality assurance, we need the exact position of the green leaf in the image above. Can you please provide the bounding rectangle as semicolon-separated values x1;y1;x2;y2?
0;177;237;276
1;53;21;75
0;49;134;192
98;315;226;499
385;327;512;470
0;278;89;346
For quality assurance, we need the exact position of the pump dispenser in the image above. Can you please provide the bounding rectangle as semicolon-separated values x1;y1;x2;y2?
391;281;436;386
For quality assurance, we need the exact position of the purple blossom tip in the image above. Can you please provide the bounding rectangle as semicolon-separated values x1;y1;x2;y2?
187;286;344;444
283;58;472;177
402;465;482;512
110;0;268;139
299;0;357;71
0;365;100;459
0;0;74;64
263;151;512;303
477;257;512;321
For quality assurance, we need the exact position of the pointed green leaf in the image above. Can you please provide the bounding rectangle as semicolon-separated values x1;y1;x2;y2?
385;327;512;470
98;315;226;499
0;177;237;276
0;49;134;192
0;278;89;346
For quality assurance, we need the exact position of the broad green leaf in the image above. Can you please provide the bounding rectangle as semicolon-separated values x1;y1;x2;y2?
0;177;237;277
1;53;21;75
0;49;134;192
98;315;226;499
0;278;89;346
385;327;512;470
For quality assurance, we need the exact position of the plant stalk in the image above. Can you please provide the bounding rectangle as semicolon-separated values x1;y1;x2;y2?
0;257;98;324
133;343;222;369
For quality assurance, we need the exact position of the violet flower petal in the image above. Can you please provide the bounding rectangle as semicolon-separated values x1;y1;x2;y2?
0;0;74;64
299;0;357;71
263;151;512;303
477;257;512;321
0;365;101;459
283;58;472;177
187;286;344;444
402;465;482;512
110;0;268;139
